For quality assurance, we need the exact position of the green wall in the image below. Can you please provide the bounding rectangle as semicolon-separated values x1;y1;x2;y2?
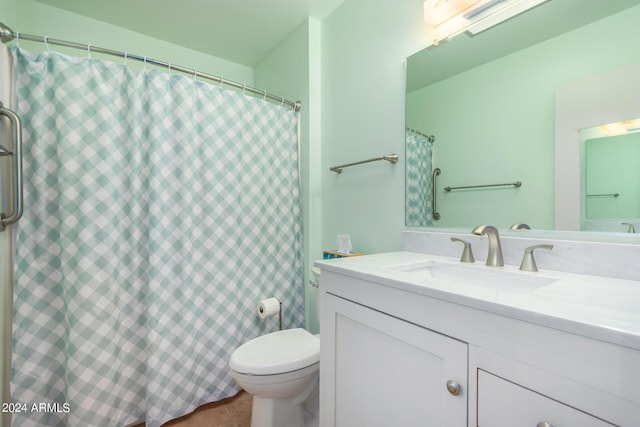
30;3;254;81
406;4;640;229
320;0;427;254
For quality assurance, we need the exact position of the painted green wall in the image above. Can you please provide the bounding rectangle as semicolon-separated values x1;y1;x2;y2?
0;0;34;32
29;3;254;82
406;4;640;229
321;0;427;254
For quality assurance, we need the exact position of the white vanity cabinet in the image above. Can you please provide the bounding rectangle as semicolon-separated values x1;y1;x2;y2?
318;256;640;427
478;370;615;426
324;293;467;427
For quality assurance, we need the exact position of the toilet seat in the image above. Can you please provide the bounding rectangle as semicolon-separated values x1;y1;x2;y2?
230;328;320;376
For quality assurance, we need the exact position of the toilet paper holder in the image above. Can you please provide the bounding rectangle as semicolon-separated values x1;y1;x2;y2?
258;298;283;330
277;302;282;330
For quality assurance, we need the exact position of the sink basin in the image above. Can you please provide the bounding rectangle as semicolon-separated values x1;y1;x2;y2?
389;261;556;293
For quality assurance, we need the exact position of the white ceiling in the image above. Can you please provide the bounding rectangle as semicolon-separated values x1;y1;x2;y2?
34;0;345;67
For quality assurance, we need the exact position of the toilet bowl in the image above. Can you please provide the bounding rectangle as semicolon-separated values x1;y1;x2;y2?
229;328;320;427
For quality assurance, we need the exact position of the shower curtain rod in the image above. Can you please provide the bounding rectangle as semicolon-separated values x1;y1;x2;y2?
406;127;435;143
0;22;301;112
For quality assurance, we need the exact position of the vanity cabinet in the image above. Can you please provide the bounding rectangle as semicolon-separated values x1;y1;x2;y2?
324;294;467;427
318;263;640;427
478;369;615;426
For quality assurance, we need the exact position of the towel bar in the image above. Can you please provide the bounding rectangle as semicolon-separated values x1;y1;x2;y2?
330;154;398;173
444;181;521;192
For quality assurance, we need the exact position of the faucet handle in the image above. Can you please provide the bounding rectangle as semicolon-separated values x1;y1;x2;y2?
510;223;531;230
622;222;636;233
519;244;553;272
451;237;475;263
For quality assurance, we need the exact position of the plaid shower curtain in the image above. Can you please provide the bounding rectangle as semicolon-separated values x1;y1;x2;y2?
405;129;435;227
10;47;304;427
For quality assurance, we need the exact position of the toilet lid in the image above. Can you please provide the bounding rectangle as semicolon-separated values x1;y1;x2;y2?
230;328;320;375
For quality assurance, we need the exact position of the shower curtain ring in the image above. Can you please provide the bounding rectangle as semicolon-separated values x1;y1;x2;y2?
280;97;284;108
263;90;267;101
44;36;51;53
15;32;20;48
123;52;127;68
87;43;92;59
219;77;224;88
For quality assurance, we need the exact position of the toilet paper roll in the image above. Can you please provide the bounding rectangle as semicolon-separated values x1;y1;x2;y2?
257;297;280;320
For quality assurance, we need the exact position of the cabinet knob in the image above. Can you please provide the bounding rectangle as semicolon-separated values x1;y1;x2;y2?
446;380;462;396
536;422;553;427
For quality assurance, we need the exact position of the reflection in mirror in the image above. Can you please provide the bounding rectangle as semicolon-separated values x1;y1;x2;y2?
555;62;640;233
405;0;640;240
581;120;640;231
405;129;435;227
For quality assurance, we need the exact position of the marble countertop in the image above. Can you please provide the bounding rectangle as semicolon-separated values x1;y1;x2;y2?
315;251;640;351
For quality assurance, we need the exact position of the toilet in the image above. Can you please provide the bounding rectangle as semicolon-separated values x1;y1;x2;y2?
229;268;321;427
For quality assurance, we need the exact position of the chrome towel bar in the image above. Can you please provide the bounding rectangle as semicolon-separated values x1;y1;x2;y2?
444;181;521;192
587;193;619;198
0;102;23;231
330;154;398;173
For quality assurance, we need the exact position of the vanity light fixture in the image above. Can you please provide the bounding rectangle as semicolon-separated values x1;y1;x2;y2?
424;0;549;45
600;118;640;136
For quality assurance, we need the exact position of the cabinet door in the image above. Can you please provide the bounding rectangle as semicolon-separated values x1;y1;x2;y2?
478;370;616;427
328;295;467;427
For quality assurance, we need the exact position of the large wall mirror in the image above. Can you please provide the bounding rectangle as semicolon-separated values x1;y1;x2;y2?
405;0;640;240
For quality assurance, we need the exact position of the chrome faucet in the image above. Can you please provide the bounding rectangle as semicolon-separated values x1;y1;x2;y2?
472;225;504;267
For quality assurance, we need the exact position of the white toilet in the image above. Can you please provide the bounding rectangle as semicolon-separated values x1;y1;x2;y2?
229;268;321;427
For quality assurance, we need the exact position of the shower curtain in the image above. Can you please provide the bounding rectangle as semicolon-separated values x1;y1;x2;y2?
405;129;435;227
10;47;304;427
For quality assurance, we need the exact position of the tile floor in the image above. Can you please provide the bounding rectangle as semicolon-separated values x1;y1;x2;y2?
136;391;252;427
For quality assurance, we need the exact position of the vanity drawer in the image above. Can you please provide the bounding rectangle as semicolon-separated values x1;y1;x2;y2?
477;369;616;426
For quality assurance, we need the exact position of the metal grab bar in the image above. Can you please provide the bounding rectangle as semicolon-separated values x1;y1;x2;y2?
587;193;619;198
330;154;398;173
432;168;441;220
0;103;23;231
444;181;521;192
0;144;12;156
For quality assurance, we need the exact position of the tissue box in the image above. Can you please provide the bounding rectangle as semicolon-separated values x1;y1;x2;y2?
323;250;364;260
